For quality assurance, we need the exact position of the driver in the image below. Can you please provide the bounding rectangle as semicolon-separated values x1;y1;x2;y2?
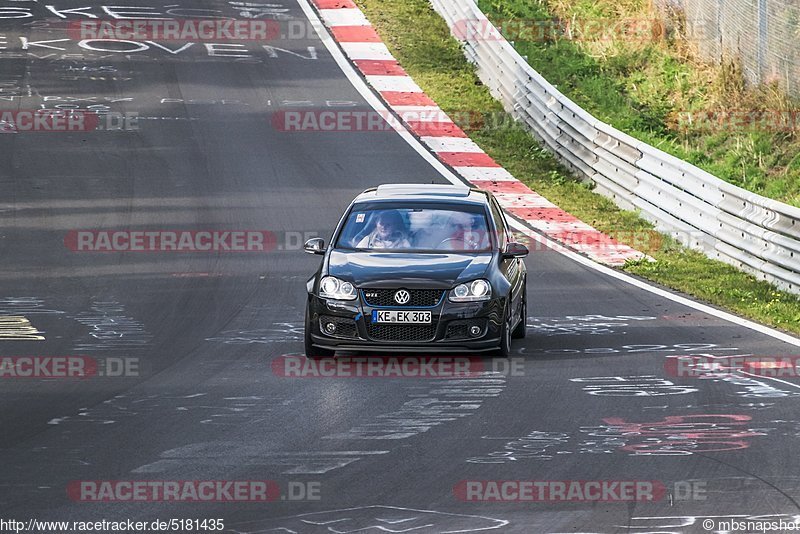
357;210;411;249
440;212;487;250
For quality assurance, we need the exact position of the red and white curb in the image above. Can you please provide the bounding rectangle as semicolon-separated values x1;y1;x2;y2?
310;0;648;266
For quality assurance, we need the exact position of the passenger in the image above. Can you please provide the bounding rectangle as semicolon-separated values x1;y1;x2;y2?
356;210;411;249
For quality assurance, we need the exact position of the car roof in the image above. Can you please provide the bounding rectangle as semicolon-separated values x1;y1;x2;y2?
354;184;490;205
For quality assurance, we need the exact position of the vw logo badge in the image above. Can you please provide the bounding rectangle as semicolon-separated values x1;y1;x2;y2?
394;289;411;305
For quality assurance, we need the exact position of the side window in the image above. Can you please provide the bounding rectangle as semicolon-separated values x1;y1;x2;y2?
489;198;508;248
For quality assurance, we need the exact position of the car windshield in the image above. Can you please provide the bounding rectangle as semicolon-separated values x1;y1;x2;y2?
336;204;492;252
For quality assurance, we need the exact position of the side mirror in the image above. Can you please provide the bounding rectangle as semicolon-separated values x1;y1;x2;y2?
502;242;528;258
304;238;326;255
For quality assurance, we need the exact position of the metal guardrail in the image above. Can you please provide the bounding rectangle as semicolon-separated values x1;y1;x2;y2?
430;0;800;294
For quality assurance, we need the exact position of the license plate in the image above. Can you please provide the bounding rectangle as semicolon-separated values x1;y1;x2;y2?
372;310;432;324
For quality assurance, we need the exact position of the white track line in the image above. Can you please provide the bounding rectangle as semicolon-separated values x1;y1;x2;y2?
296;0;800;348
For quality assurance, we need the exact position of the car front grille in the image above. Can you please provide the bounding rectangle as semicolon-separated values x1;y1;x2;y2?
367;323;437;342
362;288;445;307
319;316;358;339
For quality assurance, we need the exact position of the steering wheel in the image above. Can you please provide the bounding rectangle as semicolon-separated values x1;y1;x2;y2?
437;237;462;250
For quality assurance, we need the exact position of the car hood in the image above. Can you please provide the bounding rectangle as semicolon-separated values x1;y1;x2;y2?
327;250;493;288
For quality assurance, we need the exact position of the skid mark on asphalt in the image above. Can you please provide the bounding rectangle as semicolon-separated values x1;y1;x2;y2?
614;512;800;533
542;342;738;355
205;322;304;344
132;443;389;475
466;414;774;463
643;402;775;411
527;314;656;337
46;392;280;427
324;375;505;440
70;299;152;351
227;505;507;533
0;297;65;316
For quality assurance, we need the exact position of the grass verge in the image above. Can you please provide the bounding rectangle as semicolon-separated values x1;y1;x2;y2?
353;0;800;333
478;0;800;207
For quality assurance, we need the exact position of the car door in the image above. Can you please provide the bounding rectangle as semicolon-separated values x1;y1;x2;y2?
490;198;525;322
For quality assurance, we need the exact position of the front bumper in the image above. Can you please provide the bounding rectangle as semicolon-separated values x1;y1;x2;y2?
307;291;505;353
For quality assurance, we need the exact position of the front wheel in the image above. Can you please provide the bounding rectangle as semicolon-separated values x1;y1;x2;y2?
495;304;513;358
512;285;527;339
304;305;335;359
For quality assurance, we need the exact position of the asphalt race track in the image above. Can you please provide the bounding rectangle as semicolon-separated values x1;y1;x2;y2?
1;1;800;533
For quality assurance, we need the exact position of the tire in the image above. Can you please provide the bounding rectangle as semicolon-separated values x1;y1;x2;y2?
512;285;527;339
304;305;335;359
495;303;513;358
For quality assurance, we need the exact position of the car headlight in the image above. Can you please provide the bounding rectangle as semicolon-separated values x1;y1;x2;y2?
319;276;357;300
449;279;492;302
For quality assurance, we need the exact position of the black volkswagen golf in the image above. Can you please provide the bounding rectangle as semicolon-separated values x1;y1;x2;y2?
303;184;528;358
